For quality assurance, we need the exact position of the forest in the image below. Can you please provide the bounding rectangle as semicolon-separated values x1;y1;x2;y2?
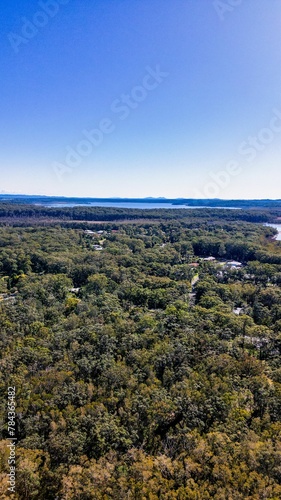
0;206;281;499
0;203;280;224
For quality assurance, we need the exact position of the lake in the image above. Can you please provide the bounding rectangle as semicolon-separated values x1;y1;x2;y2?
42;201;240;210
47;202;192;209
264;223;281;241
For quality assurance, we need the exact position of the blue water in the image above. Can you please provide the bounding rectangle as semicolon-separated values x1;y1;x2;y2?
264;223;281;241
44;202;240;210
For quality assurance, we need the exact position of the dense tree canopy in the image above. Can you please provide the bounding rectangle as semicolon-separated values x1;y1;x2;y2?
0;208;281;498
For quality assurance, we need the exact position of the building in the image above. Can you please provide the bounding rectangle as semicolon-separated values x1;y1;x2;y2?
226;261;242;269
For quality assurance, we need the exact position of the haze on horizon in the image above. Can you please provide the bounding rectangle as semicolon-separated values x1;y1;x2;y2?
1;0;281;199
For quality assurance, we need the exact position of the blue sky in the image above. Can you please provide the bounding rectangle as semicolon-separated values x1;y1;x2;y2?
1;0;281;198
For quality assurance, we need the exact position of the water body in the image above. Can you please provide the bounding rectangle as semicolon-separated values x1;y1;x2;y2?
264;223;281;241
41;201;240;210
47;202;190;209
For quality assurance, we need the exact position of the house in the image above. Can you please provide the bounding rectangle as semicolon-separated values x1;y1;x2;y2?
226;261;242;269
233;307;243;315
203;256;216;262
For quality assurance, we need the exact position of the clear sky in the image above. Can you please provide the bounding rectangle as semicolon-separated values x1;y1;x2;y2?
1;0;281;199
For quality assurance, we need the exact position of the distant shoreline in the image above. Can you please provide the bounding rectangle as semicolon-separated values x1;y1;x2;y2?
1;195;281;209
